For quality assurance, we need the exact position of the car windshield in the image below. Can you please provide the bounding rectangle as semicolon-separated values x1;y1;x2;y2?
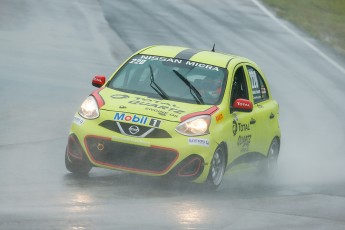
108;55;227;105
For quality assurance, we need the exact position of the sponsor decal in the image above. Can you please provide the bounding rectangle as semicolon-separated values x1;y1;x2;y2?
238;123;250;132
237;135;251;152
111;94;130;99
185;61;219;71
232;120;238;136
114;112;161;127
92;76;104;84
216;113;223;123
235;100;251;108
114;113;148;124
111;136;150;146
145;108;168;117
73;115;84;125
188;138;210;147
232;120;251;136
141;55;183;64
149;118;161;127
138;55;220;72
128;97;185;116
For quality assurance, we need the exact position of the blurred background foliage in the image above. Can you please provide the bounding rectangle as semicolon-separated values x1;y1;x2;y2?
262;0;345;55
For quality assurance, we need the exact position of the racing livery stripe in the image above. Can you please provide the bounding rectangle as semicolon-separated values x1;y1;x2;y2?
180;106;219;122
225;58;233;68
91;88;105;108
174;48;200;60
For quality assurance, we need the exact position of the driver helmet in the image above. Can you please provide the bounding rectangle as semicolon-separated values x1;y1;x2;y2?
203;75;222;98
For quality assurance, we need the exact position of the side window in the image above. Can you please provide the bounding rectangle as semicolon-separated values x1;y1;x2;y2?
247;66;269;104
230;66;249;106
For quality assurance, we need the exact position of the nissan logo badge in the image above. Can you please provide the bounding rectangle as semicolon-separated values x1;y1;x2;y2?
129;125;140;135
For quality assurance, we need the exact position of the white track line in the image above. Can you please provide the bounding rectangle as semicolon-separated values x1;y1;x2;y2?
252;0;345;75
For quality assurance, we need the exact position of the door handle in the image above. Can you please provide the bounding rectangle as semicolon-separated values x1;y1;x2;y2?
269;113;275;119
250;118;256;124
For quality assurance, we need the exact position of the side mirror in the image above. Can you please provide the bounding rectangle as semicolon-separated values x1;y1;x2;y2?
232;98;253;112
92;75;106;88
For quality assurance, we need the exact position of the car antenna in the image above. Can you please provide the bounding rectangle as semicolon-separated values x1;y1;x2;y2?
211;43;215;52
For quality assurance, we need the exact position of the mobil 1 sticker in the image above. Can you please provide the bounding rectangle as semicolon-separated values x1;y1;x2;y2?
114;112;161;127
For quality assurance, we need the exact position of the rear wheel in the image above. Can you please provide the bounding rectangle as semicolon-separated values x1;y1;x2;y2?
65;149;92;175
206;145;227;189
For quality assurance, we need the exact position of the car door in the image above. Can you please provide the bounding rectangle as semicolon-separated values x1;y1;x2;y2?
246;65;278;155
228;65;256;164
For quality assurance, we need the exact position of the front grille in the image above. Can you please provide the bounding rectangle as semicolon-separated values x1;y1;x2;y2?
85;136;178;173
99;120;171;138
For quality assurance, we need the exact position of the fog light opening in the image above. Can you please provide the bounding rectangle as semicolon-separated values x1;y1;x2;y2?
178;157;202;177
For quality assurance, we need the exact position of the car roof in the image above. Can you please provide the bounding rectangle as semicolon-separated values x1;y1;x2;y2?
138;45;252;69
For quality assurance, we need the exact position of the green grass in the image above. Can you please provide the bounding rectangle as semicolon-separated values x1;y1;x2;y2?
262;0;345;55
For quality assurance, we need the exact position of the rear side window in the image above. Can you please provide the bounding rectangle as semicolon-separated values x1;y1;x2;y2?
247;66;269;104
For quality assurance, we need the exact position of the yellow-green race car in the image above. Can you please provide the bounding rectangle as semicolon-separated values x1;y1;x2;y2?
65;45;281;189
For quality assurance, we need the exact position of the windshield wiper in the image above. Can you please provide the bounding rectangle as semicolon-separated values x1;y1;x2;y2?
172;69;204;104
149;65;169;100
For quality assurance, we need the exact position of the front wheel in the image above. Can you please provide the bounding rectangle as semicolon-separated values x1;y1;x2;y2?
206;145;227;189
65;149;92;175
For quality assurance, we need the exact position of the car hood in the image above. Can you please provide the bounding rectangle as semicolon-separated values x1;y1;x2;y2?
95;88;216;122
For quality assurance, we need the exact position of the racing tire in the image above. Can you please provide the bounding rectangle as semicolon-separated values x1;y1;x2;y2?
261;137;280;179
65;149;92;175
206;144;227;190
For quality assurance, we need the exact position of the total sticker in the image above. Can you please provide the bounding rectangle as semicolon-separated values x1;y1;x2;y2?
188;138;210;147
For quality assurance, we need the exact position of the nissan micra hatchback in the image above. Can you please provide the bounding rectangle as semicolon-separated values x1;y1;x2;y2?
65;45;281;189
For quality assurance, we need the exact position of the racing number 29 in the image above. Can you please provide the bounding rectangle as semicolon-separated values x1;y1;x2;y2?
129;59;146;65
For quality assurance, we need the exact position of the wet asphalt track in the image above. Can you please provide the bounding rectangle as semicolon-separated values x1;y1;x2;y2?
1;0;345;229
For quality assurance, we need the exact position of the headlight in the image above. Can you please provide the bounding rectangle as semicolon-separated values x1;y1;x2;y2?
78;96;99;119
175;115;211;136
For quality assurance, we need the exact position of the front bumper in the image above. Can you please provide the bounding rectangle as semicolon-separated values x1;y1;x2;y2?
67;114;215;182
